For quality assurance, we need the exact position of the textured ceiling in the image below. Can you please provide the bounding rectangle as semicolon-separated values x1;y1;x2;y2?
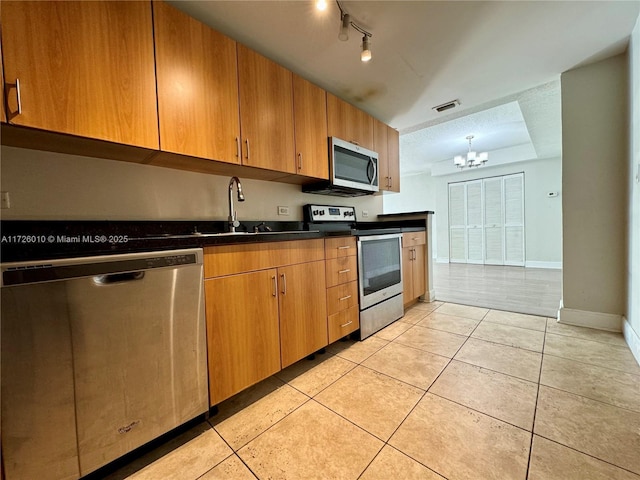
168;0;637;175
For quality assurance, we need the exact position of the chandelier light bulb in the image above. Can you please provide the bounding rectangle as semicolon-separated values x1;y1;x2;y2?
454;135;489;169
316;0;327;11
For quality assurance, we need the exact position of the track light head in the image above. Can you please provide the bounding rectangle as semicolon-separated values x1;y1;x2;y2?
339;13;350;41
361;35;371;62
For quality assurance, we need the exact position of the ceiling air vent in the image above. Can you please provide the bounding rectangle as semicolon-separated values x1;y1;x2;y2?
432;99;460;113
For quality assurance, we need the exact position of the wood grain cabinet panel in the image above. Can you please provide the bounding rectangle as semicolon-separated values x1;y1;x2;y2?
237;44;296;173
326;93;373;150
279;260;328;368
375;120;400;192
402;232;426;306
1;42;6;123
328;305;360;343
324;236;357;259
325;256;358;287
153;1;240;164
293;74;329;179
326;280;358;316
205;269;281;405
1;1;159;148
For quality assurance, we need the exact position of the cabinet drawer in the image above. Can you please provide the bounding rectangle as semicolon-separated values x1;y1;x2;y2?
328;305;360;343
325;256;357;287
204;239;324;278
324;237;356;259
326;281;358;316
402;231;426;248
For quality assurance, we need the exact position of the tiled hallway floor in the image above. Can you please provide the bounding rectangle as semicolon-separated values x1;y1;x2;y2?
110;302;640;480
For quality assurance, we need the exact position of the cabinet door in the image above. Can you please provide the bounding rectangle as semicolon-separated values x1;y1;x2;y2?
279;261;328;368
326;93;373;150
1;1;158;148
205;269;281;405
238;44;295;173
293;74;329;179
373;118;389;188
402;247;414;303
154;1;240;164
1;41;6;123
412;246;426;299
386;126;400;192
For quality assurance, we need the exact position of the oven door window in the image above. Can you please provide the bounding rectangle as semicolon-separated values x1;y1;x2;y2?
360;238;401;295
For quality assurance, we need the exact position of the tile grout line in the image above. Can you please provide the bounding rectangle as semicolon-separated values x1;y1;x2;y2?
545;330;635;350
541;350;640;377
524;315;548;479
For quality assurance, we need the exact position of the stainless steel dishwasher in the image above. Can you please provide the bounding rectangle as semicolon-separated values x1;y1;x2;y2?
1;248;209;480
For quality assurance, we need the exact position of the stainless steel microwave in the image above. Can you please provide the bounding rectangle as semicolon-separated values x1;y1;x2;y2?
303;137;379;197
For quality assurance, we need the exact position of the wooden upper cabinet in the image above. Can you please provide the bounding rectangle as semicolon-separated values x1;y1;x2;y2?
1;41;6;123
153;1;240;164
237;44;296;174
1;1;158;148
293;74;329;179
326;93;373;150
386;126;400;192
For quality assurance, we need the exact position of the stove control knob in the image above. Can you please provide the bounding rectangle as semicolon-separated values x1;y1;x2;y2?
320;210;325;215
313;210;319;216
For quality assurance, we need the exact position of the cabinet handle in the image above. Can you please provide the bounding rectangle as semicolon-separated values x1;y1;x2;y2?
337;246;351;250
272;275;277;297
350;140;360;146
338;269;351;274
280;273;286;295
339;295;352;301
235;137;241;158
15;78;22;115
388;176;392;188
340;320;353;328
245;139;250;160
412;248;416;260
298;153;303;171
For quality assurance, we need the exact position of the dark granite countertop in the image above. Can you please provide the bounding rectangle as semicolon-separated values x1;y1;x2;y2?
0;219;426;263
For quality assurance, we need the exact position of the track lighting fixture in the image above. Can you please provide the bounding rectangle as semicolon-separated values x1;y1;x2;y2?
335;1;373;62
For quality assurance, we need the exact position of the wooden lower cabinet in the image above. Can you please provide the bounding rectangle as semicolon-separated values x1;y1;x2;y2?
402;244;426;307
279;260;328;368
205;269;281;406
328;305;360;343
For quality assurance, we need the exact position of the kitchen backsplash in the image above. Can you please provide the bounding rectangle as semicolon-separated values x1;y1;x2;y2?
0;146;384;221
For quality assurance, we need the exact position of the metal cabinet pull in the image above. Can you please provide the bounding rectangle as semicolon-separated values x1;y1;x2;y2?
338;269;351;274
245;139;250;160
298;153;303;170
389;176;392;188
339;295;352;301
340;320;353;328
272;275;277;297
337;246;351;250
235;137;241;158
350;140;360;146
15;78;22;115
280;273;286;295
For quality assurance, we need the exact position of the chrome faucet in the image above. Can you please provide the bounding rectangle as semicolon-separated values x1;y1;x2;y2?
228;176;245;232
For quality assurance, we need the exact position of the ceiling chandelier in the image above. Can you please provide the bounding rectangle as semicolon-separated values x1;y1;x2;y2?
454;135;488;169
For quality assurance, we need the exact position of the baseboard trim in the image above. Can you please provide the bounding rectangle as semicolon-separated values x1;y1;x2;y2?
623;319;640;366
558;307;623;332
525;261;562;269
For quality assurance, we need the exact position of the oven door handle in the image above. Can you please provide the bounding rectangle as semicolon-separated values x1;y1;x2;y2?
367;156;377;186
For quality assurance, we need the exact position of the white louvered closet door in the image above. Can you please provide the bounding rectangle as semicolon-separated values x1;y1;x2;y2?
449;183;466;263
466;180;484;264
483;177;504;265
504;173;525;266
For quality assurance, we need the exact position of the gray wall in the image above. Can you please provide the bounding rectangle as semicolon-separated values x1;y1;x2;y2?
0;146;383;221
560;53;628;319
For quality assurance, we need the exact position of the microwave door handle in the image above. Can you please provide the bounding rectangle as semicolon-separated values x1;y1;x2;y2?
367;157;377;185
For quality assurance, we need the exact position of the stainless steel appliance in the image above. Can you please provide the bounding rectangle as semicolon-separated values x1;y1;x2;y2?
303;137;379;197
1;249;208;479
304;204;404;339
357;233;404;338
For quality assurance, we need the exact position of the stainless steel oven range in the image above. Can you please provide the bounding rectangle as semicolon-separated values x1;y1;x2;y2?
304;204;404;339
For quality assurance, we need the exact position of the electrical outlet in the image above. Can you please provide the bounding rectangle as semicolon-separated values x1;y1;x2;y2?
1;191;10;209
277;206;290;216
361;210;369;218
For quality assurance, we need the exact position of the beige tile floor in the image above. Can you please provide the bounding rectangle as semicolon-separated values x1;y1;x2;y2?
109;302;640;480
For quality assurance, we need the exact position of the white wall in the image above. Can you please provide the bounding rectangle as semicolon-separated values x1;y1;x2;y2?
422;157;561;266
0;146;383;221
625;15;640;361
560;53;627;329
382;172;436;214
